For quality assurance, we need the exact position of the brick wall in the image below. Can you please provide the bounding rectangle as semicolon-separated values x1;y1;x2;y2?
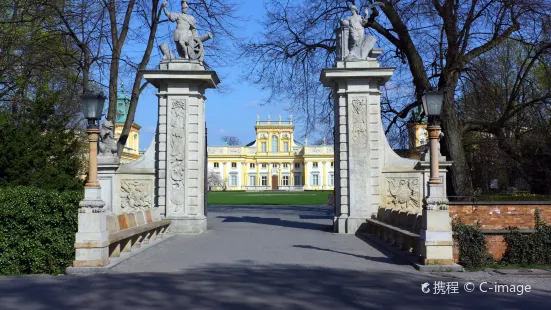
449;202;551;260
449;203;551;230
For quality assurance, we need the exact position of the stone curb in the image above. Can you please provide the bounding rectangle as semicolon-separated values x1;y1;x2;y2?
358;233;464;272
66;235;175;276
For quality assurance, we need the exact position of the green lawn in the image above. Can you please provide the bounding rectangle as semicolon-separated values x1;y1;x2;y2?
207;191;334;205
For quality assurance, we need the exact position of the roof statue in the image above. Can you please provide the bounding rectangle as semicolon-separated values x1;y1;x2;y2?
159;0;212;62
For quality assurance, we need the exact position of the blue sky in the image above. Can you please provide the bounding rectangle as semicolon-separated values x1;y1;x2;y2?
129;0;300;149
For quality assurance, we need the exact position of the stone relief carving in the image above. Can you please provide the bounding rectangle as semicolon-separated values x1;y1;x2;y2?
386;178;421;213
120;180;153;211
259;132;268;139
227;147;241;155
309;147;323;154
351;97;367;143
98;120;118;156
207;147;224;155
170;99;186;213
282;133;290;139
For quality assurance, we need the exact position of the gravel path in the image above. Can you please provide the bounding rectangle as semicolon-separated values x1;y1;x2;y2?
0;205;549;309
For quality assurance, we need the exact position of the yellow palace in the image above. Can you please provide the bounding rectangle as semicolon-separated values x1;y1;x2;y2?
207;117;335;191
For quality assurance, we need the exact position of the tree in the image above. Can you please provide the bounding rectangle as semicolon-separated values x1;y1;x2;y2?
460;39;551;194
241;0;551;196
222;135;241;146
0;88;85;191
47;0;241;156
0;0;89;190
207;170;223;189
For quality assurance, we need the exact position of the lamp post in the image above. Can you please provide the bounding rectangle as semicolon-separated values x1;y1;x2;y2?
421;91;444;185
69;86;110;270
419;90;455;266
80;88;107;209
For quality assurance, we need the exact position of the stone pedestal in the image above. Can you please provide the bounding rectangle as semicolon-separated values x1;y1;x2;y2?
143;60;219;234
420;183;454;265
98;156;120;213
73;188;109;267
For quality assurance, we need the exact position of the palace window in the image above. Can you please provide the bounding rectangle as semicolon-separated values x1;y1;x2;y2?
330;174;334;186
214;162;219;168
272;163;278;168
262;163;267;169
294;163;300;169
331;162;334;168
261;142;267;152
313;162;318;168
283;142;289;152
261;176;267;186
230;175;238;186
283;163;288;168
313;174;319;186
272;135;279;152
249;176;256;186
283;176;289;186
250;163;255;168
231;162;237;168
294;173;301;185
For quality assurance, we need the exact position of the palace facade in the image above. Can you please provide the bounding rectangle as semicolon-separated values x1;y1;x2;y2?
207;117;334;191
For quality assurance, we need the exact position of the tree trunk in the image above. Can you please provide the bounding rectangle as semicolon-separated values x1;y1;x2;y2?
116;0;161;155
440;85;473;197
106;51;120;124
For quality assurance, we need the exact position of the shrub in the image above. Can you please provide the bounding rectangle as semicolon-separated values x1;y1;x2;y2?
452;220;492;269
0;187;81;275
502;209;551;265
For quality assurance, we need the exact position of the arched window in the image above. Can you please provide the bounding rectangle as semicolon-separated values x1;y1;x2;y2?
271;135;279;152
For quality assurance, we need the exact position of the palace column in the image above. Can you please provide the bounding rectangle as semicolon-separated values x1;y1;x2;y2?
143;61;219;234
322;161;327;190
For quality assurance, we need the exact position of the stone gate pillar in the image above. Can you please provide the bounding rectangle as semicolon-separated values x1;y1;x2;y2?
143;60;219;234
321;50;394;234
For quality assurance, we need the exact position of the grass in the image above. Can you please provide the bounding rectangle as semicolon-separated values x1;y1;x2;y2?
207;190;334;205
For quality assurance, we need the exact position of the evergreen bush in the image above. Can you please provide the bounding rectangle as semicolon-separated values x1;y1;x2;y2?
0;187;81;275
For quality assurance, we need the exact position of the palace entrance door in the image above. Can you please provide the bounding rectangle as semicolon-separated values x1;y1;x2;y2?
271;175;278;190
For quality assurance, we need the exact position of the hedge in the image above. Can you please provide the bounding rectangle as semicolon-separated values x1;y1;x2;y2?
0;187;81;275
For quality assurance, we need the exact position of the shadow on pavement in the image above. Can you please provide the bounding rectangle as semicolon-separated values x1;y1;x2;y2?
293;245;410;265
0;264;548;310
217;216;333;232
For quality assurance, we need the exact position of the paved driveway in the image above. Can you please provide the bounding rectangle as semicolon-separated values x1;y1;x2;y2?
1;205;549;309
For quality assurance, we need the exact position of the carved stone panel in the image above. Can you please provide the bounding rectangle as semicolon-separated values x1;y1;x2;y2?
351;97;368;145
385;177;421;213
348;96;370;214
309;147;323;154
120;180;153;211
170;99;186;213
207;147;224;155
227;147;241;155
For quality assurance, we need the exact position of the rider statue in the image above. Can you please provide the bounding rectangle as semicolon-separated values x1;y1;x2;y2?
161;0;212;62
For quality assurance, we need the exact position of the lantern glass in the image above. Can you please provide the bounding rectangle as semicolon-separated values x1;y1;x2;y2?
421;91;444;117
81;92;106;121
